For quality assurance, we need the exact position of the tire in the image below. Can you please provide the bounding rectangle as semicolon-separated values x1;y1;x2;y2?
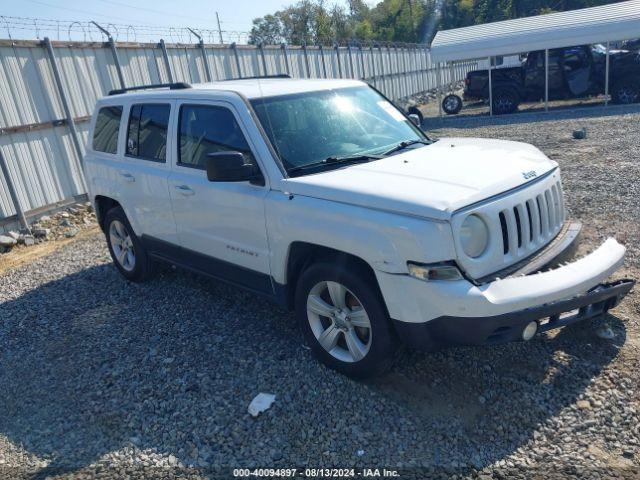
492;87;519;114
295;261;398;378
442;94;463;115
104;206;155;282
612;79;640;105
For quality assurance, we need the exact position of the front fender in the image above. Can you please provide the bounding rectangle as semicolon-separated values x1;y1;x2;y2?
265;192;457;285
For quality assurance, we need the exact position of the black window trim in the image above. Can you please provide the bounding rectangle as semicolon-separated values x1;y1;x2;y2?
175;102;259;173
125;102;171;163
92;105;123;155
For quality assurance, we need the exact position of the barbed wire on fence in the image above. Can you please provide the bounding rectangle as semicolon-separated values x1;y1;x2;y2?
0;15;252;44
0;15;430;48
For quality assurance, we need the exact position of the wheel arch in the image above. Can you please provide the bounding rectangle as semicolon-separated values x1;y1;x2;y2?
281;242;384;312
94;195;122;232
491;81;523;97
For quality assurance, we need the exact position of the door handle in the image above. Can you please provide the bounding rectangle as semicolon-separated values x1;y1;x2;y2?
119;172;135;183
174;184;195;196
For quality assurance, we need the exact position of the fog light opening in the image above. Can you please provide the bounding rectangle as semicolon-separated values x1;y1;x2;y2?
522;321;538;341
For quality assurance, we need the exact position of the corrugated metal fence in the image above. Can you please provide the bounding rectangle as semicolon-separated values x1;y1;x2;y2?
0;38;474;230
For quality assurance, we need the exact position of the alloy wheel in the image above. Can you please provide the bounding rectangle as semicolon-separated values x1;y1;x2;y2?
109;220;136;272
444;96;461;111
306;281;372;363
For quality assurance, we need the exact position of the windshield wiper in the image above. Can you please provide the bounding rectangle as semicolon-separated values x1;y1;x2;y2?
382;139;430;156
287;153;384;174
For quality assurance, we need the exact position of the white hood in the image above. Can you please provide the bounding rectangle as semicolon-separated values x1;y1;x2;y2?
282;138;557;221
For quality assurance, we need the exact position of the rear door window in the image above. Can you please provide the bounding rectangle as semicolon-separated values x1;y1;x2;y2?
178;104;255;169
126;104;171;162
93;106;122;154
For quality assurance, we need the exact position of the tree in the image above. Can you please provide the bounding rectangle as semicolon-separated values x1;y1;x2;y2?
278;0;317;44
330;4;353;43
441;0;617;30
249;14;284;45
369;0;425;42
250;0;621;46
249;1;317;45
314;2;334;44
440;0;475;30
354;19;375;41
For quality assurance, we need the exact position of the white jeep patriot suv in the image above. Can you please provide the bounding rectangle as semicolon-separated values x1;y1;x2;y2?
85;78;634;377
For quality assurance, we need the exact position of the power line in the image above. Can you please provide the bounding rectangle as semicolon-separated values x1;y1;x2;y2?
21;0;135;23
94;0;217;23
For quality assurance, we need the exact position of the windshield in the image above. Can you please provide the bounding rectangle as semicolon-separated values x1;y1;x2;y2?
250;86;427;174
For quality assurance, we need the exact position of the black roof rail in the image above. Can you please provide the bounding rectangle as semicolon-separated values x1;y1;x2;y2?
108;82;192;96
223;74;291;81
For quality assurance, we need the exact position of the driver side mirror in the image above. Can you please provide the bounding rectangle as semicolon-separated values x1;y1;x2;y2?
408;113;421;127
205;151;261;183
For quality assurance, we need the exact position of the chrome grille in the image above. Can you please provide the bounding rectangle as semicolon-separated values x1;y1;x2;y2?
498;180;565;260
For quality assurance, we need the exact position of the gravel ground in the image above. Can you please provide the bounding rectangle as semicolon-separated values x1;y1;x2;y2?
1;107;639;479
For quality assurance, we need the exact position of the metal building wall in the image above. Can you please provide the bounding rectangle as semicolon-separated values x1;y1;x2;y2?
0;38;475;230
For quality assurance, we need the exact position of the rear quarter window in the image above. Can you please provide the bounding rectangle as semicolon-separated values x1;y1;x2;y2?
93;106;123;154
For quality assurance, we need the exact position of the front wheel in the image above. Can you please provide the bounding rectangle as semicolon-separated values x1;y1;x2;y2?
295;262;398;378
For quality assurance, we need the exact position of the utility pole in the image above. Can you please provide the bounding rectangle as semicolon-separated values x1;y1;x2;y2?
215;12;224;44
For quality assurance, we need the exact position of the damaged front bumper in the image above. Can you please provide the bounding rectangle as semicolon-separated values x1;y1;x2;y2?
394;279;634;348
387;238;634;348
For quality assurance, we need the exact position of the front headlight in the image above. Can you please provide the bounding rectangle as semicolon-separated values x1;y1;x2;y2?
460;214;489;258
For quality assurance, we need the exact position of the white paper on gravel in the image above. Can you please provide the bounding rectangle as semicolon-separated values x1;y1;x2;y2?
248;393;276;417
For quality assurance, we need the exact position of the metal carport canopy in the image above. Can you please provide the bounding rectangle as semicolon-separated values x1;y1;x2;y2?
430;0;640;62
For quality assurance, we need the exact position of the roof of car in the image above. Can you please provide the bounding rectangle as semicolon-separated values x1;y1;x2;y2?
106;78;366;101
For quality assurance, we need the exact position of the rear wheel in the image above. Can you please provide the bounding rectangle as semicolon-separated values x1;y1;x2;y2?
492;87;519;114
612;79;640;105
104;206;155;282
295;262;398;378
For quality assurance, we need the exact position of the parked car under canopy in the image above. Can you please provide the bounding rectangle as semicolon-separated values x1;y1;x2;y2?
430;0;640;115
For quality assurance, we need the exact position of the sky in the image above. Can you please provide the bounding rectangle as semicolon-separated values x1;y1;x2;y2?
0;0;355;42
